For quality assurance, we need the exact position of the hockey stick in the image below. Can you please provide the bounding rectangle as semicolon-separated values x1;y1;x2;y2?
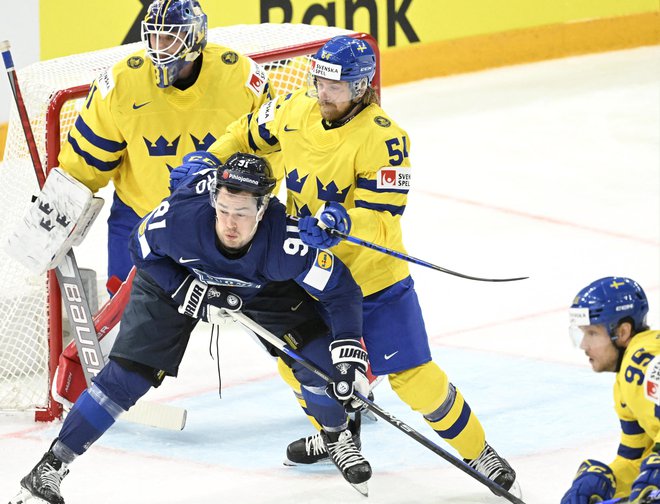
228;311;526;504
330;229;528;282
289;217;527;283
1;40;186;430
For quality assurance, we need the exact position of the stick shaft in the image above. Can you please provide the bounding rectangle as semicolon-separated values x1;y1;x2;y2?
229;311;526;504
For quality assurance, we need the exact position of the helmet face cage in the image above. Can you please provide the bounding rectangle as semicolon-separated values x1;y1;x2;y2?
141;0;208;87
307;36;375;101
568;277;649;346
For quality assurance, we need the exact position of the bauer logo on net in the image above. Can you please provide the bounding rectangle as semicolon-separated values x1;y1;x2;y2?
376;167;411;190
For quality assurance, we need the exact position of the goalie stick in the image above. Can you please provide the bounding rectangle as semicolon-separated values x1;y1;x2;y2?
228;310;526;504
1;40;186;431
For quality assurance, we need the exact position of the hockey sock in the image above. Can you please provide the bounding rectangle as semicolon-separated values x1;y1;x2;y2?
301;384;348;430
277;356;321;430
390;361;485;460
55;360;152;461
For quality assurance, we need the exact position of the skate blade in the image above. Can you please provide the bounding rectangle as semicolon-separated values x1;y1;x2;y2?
350;481;369;497
8;487;41;504
506;480;522;499
283;457;332;467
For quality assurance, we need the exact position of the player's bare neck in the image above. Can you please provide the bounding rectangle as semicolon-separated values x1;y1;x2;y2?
173;55;203;91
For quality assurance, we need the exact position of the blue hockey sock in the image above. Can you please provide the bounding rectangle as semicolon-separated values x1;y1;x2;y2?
54;359;152;462
301;385;347;430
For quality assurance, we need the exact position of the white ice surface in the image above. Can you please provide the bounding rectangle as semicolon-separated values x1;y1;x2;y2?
1;45;659;503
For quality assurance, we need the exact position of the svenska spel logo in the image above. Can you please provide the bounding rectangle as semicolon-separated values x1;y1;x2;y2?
379;169;397;187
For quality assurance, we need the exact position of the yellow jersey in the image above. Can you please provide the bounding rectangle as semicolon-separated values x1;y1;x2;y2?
208;88;412;296
59;44;273;217
611;329;660;497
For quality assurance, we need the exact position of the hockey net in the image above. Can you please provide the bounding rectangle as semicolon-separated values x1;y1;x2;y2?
0;24;380;421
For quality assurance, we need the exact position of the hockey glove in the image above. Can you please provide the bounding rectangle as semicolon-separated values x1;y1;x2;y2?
630;454;660;504
169;151;222;192
297;202;351;249
561;459;616;504
327;339;370;412
173;276;242;323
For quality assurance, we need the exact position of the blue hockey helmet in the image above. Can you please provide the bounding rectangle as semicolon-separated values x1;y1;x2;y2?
309;36;376;98
141;0;208;88
569;277;649;342
210;153;276;209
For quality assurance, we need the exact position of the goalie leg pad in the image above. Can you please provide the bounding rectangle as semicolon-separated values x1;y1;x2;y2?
6;167;103;274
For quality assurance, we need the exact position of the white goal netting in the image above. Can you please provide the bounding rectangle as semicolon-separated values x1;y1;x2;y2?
0;23;374;419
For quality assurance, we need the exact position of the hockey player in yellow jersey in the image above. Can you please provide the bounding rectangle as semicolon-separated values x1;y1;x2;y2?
200;35;519;494
563;277;660;504
58;0;274;283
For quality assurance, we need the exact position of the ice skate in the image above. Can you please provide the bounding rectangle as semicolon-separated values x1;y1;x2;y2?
465;442;522;498
321;427;371;496
9;446;69;504
284;415;361;466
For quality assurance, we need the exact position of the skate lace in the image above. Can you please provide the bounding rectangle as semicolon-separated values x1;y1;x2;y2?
327;431;365;471
304;432;327;456
38;461;67;493
468;446;504;478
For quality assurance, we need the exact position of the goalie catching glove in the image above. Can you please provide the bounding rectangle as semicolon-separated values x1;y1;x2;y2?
327;339;370;412
173;275;242;324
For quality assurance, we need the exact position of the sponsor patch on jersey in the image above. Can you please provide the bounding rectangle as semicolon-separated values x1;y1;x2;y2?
97;69;115;99
644;356;660;404
257;98;276;125
568;307;590;327
374;116;391;128
221;51;239;65
303;249;334;290
127;56;144;69
310;59;342;81
315;251;333;270
376;167;412;189
246;59;267;97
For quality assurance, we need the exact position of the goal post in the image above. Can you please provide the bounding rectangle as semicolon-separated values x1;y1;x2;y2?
0;24;380;422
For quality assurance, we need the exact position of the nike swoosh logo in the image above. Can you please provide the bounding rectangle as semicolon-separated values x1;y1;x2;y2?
132;101;151;110
290;301;303;311
283;125;298;132
384;351;399;360
179;257;200;264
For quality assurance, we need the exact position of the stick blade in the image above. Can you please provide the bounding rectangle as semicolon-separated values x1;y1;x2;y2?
120;400;187;431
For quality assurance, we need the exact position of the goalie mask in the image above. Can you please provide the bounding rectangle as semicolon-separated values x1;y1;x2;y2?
308;35;376;101
141;0;208;88
568;276;649;347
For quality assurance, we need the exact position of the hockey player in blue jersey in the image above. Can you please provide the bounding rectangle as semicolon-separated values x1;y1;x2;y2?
10;152;371;503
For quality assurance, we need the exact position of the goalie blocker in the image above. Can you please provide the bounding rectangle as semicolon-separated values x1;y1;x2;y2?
5;167;103;274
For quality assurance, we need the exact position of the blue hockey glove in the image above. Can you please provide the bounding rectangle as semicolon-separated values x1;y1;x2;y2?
630;454;660;504
169;151;222;192
561;459;616;504
297;202;351;249
327;339;370;412
173;276;242;323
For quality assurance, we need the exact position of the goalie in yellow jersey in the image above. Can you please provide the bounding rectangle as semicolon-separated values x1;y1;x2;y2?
563;277;660;504
192;35;520;495
57;0;274;286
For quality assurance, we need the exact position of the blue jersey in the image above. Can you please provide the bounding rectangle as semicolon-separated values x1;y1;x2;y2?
129;169;363;341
